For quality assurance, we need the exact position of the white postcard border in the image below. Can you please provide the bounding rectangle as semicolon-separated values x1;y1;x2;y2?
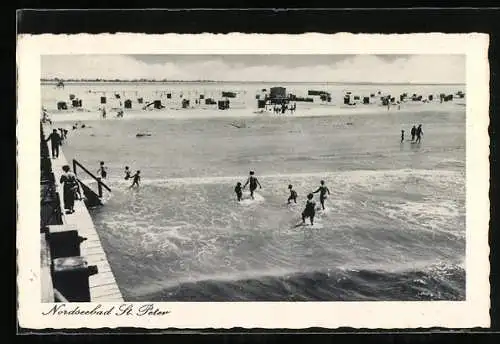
17;33;490;329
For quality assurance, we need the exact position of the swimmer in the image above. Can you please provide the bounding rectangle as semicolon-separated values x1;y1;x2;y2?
301;193;316;226
130;170;141;188
313;180;330;210
411;125;416;142
243;170;262;200
124;166;131;180
97;161;108;179
416;124;423;143
287;184;297;204
234;182;243;202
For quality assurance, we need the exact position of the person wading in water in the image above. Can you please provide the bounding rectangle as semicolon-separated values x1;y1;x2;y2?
313;180;331;210
243;170;262;200
416;124;424;143
302;193;316;226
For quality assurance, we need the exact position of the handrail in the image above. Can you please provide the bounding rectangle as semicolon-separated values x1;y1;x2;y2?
72;159;111;192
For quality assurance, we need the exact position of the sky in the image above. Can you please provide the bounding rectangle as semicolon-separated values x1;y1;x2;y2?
41;54;465;84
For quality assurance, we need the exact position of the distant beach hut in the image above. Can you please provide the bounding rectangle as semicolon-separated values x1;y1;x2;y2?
153;100;163;109
428;94;434;101
218;99;230;110
182;99;190;108
343;95;350;105
124;99;132;109
57;101;68;110
222;91;237;98
100;96;107;104
68;99;82;108
200;94;204;99
257;100;266;108
363;97;370;104
308;90;325;96
137;97;143;104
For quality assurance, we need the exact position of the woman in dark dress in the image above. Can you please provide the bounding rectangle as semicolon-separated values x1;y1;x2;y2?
60;165;79;214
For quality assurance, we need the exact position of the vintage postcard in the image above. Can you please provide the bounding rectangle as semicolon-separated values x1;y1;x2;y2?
17;33;490;329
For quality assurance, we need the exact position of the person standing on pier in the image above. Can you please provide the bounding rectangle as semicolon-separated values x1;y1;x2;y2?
45;129;62;159
60;165;79;214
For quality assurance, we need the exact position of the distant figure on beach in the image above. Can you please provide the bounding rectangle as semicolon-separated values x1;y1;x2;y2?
60;165;79;214
401;130;405;143
416;124;423;143
288;184;297;204
313;180;331;210
41;109;52;124
411;125;417;142
302;193;316;226
101;107;107;119
45;129;62;159
72;122;78;130
97;161;108;179
234;182;243;202
129;170;141;188
58;128;65;144
124;166;131;180
243;170;262;200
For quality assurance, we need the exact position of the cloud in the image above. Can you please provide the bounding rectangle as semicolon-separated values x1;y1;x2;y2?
41;54;465;83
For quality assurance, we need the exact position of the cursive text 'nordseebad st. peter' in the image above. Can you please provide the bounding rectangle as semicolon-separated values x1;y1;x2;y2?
42;304;171;316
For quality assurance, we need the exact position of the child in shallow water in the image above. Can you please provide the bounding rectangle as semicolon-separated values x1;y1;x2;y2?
124;166;131;180
130;170;141;188
287;184;297;204
302;193;316;226
234;182;243;202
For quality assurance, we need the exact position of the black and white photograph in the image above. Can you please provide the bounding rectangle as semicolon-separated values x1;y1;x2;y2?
18;33;490;329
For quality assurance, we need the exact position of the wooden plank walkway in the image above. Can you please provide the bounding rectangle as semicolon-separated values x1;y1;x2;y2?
44;126;124;302
40;233;55;302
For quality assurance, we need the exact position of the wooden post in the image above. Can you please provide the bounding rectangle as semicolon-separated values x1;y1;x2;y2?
73;159;77;176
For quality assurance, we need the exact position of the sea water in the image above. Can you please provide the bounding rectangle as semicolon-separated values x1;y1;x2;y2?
45;82;466;301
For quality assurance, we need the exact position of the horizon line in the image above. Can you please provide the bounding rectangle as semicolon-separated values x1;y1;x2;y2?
40;78;465;86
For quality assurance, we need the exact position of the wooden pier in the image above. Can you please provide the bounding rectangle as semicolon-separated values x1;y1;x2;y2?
41;124;123;302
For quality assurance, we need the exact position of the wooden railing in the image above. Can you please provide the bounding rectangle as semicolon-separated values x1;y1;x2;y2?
72;159;111;198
